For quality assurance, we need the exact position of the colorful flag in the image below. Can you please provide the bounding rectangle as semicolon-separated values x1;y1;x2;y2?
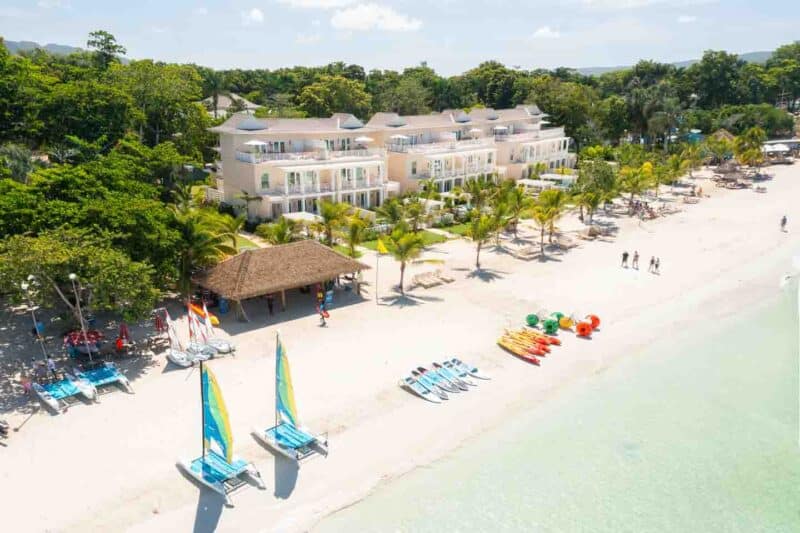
275;334;298;427
202;365;233;462
376;237;389;255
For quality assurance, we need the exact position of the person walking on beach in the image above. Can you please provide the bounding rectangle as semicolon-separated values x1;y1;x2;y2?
621;251;629;268
654;257;661;274
648;256;655;273
632;251;640;270
46;356;57;379
781;215;787;232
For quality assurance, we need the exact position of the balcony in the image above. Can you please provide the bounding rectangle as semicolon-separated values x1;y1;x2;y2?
260;179;381;197
494;128;566;143
416;165;496;180
236;147;385;164
386;137;495;155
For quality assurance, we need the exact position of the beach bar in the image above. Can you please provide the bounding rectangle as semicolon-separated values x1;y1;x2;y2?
194;240;369;320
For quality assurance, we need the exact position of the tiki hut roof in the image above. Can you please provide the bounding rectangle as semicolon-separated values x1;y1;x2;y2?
711;128;735;142
194;240;369;300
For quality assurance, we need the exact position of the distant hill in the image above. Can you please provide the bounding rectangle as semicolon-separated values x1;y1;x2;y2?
3;39;84;56
576;50;774;76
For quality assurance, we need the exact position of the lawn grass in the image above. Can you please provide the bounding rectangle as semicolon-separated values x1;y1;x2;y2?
334;244;362;258
235;234;259;250
442;223;470;236
361;230;447;250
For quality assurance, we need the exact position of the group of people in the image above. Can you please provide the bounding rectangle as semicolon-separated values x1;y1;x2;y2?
629;200;656;220
621;250;661;274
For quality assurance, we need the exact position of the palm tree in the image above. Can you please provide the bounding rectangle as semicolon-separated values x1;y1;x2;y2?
503;185;533;239
531;204;553;258
256;216;299;245
0;143;36;184
342;215;367;258
315;200;350;246
573;191;600;224
219;213;246;249
537;189;567;242
203;70;227;119
235;190;263;222
403;197;426;233
381;223;426;295
680;144;702;178
375;197;405;225
173;210;237;300
465;211;496;270
464;174;495;211
619;166;650;207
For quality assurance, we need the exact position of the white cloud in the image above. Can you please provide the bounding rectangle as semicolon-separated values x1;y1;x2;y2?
677;14;696;23
193;7;209;15
241;7;265;25
532;26;561;39
296;32;322;44
37;0;68;8
278;0;356;8
331;3;422;32
581;0;715;9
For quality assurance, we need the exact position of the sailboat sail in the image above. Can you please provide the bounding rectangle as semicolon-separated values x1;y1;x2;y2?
275;334;299;427
202;365;233;462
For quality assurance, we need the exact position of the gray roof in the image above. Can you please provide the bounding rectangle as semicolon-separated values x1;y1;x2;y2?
201;92;261;111
209;112;380;135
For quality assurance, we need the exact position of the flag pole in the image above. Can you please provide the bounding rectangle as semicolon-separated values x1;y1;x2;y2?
375;251;379;303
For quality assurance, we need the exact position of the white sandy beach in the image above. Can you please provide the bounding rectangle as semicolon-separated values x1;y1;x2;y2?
1;164;799;533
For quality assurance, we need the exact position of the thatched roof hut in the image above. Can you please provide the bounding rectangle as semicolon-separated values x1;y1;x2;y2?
195;240;369;301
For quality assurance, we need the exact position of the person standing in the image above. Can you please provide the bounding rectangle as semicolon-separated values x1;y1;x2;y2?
781;215;787;232
266;293;274;316
648;256;655;273
621;251;629;268
655;257;661;274
46;356;57;379
632;251;640;270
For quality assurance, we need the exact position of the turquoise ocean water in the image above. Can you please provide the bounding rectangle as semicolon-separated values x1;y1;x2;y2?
317;291;800;532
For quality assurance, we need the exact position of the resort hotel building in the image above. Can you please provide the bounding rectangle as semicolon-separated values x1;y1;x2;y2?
208;105;574;220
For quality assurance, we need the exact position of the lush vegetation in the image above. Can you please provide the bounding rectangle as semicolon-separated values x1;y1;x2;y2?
1;30;797;319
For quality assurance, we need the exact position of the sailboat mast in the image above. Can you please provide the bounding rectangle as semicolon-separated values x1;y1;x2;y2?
200;360;205;457
275;332;279;429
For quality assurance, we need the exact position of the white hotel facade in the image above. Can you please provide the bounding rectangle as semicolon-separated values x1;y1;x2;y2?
209;105;574;220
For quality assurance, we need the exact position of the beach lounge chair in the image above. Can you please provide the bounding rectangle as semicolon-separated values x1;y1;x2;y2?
398;376;442;403
73;362;133;394
252;422;329;462
178;450;264;506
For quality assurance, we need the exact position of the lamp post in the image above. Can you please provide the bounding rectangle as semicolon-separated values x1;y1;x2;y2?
69;273;94;362
21;276;48;362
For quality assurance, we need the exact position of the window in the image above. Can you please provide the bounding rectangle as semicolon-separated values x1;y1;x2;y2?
487;153;493;164
356;167;365;180
411;161;417;175
326;139;335;151
260;172;270;189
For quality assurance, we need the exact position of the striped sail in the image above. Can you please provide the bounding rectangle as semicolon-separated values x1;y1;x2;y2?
202;365;233;462
276;334;299;427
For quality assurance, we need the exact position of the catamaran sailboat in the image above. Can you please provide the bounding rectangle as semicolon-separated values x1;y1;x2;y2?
252;333;328;463
177;362;264;505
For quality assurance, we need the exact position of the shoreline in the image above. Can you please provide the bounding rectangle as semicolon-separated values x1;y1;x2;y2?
1;166;799;532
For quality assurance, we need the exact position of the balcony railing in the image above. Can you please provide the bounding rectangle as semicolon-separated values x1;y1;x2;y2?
236;148;384;164
416;166;496;180
259;179;382;197
386;137;494;154
494;128;566;143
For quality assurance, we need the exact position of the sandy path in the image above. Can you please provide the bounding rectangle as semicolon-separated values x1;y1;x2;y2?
0;166;797;533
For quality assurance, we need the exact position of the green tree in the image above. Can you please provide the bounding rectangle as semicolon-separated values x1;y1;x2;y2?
86;30;126;70
537;189;568;243
256;216;300;245
375;197;405;225
297;75;372;118
380;222;426;295
342;215;367;257
0;143;36;184
504;184;534;238
0;228;158;321
734;126;767;167
465;211;496;269
202;70;228;118
315;200;351;246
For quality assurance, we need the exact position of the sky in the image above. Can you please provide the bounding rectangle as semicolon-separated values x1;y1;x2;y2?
1;0;798;75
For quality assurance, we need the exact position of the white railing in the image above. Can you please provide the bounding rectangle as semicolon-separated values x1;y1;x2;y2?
260;180;382;197
417;166;496;180
236;148;384;164
204;187;223;202
495;128;566;143
387;137;494;154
